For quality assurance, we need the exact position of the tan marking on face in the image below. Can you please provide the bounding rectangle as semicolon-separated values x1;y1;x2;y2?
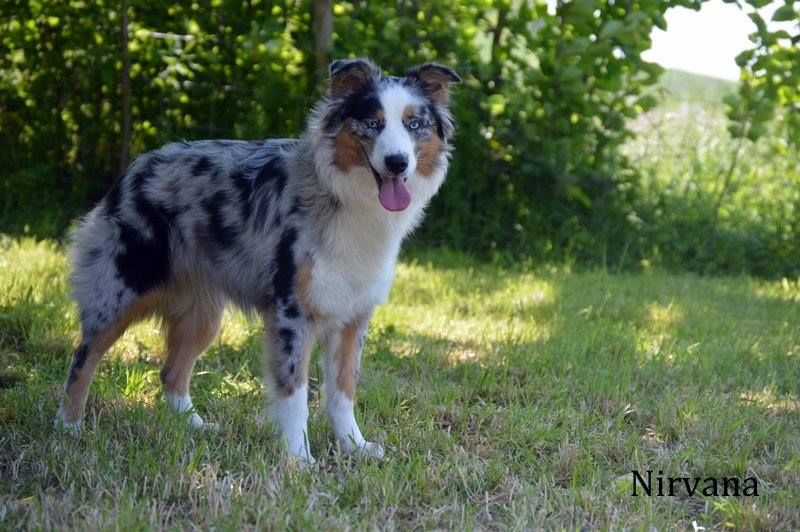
403;105;416;121
333;123;364;172
334;321;361;400
415;134;445;177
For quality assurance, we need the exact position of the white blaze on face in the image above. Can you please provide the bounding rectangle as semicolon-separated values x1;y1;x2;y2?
371;84;424;212
374;84;420;175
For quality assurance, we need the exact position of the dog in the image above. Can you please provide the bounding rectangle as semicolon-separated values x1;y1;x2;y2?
55;58;460;462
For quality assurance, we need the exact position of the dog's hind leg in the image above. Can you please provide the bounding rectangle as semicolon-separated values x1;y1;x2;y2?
160;297;224;430
323;314;384;459
56;290;161;434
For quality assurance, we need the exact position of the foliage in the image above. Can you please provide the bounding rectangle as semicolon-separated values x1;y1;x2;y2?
2;238;800;528
331;0;707;258
0;0;314;206
723;0;800;146
624;94;800;277
1;0;798;276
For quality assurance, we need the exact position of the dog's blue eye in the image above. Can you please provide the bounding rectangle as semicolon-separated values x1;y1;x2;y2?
366;120;379;129
408;119;421;130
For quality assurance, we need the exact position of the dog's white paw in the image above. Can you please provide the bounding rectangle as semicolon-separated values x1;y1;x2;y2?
186;412;218;431
288;451;317;466
344;440;385;460
54;407;82;437
166;393;216;431
358;441;385;460
283;438;316;465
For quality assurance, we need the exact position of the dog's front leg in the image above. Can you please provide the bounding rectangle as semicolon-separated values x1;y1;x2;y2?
323;315;384;459
264;312;316;463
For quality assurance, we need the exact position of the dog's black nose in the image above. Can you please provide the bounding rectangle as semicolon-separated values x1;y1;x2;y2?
384;154;408;175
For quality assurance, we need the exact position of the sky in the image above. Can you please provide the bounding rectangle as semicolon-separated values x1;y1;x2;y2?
642;0;791;81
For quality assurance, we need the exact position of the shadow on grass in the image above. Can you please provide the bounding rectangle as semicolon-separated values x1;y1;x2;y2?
2;255;800;527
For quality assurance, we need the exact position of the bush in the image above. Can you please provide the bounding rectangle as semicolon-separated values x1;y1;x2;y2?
1;0;798;277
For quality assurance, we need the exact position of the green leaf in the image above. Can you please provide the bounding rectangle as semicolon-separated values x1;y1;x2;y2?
735;49;753;67
748;12;767;34
599;20;625;39
722;93;740;109
487;94;506;116
652;12;667;31
772;4;797;22
746;122;767;141
559;65;583;82
565;185;592;208
636;94;658;111
728;123;745;138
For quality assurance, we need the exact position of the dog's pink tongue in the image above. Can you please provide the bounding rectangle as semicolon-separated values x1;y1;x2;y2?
378;178;411;212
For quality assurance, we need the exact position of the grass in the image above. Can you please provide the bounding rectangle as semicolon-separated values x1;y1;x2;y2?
1;237;799;529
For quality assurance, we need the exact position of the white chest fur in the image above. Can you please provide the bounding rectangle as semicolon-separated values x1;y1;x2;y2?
304;205;415;327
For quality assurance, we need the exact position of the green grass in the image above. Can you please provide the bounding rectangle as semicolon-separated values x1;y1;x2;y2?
2;237;800;529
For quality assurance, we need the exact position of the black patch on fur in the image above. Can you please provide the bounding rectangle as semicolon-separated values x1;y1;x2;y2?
284;301;300;319
107;153;175;293
201;190;238;250
324;82;382;133
271;226;297;306
252;155;288;228
254;156;288;198
192;156;212;176
229;168;253;221
288;198;303;216
66;344;89;386
427;103;447;140
130;154;166;192
115;191;172;295
278;327;295;353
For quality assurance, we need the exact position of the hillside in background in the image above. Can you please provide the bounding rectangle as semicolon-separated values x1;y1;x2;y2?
656;69;739;105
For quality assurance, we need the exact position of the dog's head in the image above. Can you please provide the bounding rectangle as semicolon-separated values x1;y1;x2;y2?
315;58;460;213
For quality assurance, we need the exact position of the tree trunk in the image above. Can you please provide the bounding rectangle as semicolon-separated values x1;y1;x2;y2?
119;1;132;176
313;0;333;82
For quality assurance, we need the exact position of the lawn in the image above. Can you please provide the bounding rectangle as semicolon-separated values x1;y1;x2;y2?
1;236;799;529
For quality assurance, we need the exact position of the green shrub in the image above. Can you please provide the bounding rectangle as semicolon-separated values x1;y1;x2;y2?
1;0;798;277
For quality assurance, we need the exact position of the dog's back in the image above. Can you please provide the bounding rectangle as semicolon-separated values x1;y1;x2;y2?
71;139;300;325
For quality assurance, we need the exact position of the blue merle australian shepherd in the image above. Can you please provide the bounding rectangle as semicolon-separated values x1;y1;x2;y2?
55;58;460;463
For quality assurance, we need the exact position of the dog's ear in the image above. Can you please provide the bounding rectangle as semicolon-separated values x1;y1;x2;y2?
329;58;380;97
406;63;461;104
